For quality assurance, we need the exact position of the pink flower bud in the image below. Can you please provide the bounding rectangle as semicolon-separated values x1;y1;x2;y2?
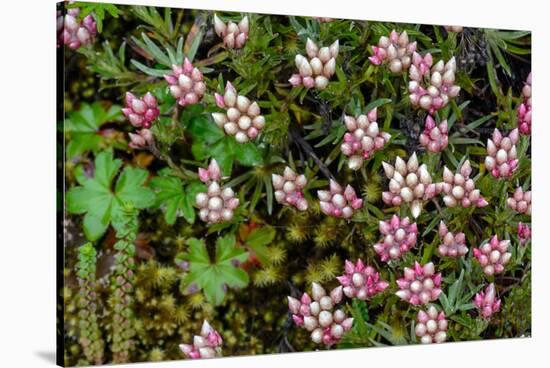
507;187;531;215
337;259;388;300
474;283;501;318
318;181;362;219
518;222;531;245
472;235;511;275
369;30;416;73
485;129;520;179
374;215;418;262
164;60;205;106
415;306;448;343
396;262;441;305
273;167;308;211
196;160;238;224
292;40;339;90
180;320;222;359
340;112;391;170
214;15;248;49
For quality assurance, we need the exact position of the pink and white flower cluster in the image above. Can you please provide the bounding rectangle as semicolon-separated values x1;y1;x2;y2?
437;221;468;257
213;15;249;49
289;39;339;90
485;128;519;179
272;167;308;211
368;30;417;73
341;108;391;170
123;92;160;129
287;283;353;346
507;187;531;215
408;53;460;114
473;235;512;276
317;180;363;219
164;58;206;107
122;92;159;150
419;115;449;153
179;320;223;359
438;160;489;208
57;7;97;49
313;17;334;23
128;129;154;150
474;283;501;318
381;153;438;218
396;262;442;305
195;159;239;224
336;259;389;300
518;222;531;245
415;306;448;344
517;72;532;135
444;26;464;33
374;215;418;262
212;82;265;143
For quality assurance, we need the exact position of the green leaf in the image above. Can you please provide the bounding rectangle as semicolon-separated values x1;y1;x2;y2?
364;98;392;113
83;213;109;241
181;236;249;305
234;142;262;166
115;167;155;208
244;226;276;264
64;103;122;158
211;138;235;176
151;174;200;225
130;59;171;77
187;115;225;143
66;152;154;240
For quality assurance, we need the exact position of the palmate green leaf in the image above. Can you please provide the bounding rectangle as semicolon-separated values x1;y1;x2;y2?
150;172;205;225
64;103;122;158
66;151;155;241
244;226;276;264
180;235;249;306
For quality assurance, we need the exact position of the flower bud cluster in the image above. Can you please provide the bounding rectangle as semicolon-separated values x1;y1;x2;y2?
341;108;391;170
179;320;223;359
272;167;308;211
473;283;501;318
212;82;265;143
374;215;418;262
438;160;489;208
396;262;442;305
415;306;448;343
314;17;334;23
164;58;206;106
317;180;363;219
213;15;249;49
444;26;464;33
408;53;461;113
195;159;239;224
437;221;468;257
123;92;160;129
289;38;339;90
287;283;353;346
518;72;532;135
485;128;519;179
518;222;531;245
369;30;417;73
473;235;512;276
419;115;448;153
381;153;438;218
128;129;154;150
507;187;531;215
336;259;389;300
57;8;97;49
